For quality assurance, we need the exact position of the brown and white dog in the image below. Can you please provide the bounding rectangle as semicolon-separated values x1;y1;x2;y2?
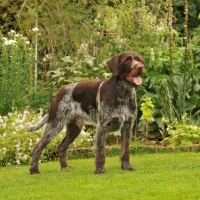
27;51;145;174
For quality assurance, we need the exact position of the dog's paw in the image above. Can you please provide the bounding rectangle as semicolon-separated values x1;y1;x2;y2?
30;168;40;175
61;165;72;169
121;164;135;171
94;167;105;174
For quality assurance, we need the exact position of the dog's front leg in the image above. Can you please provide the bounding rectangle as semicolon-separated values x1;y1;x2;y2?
94;125;107;174
120;120;134;171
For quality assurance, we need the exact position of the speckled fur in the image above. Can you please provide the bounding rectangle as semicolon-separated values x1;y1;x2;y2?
27;51;145;174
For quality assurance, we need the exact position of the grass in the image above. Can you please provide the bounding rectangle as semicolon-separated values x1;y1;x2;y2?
1;152;200;200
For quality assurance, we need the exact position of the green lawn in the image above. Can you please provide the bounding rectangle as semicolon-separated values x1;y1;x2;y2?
1;152;200;200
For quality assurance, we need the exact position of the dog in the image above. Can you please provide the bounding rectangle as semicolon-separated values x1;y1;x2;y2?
26;51;145;174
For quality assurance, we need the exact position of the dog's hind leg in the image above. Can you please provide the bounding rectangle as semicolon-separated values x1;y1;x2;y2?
30;121;65;174
120;120;134;171
57;117;84;169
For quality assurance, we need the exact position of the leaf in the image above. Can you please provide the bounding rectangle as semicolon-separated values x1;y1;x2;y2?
155;117;165;131
137;120;146;132
171;75;183;88
189;95;199;105
57;77;65;84
111;130;121;136
193;82;200;92
61;56;74;63
51;73;61;78
185;101;196;111
73;77;84;82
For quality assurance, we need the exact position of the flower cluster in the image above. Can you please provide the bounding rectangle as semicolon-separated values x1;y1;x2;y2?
2;29;30;46
150;48;155;61
0;109;94;166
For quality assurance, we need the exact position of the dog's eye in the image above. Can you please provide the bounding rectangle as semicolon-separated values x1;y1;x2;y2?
125;56;133;63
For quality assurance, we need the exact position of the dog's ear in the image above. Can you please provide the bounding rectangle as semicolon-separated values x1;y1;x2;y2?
106;54;119;76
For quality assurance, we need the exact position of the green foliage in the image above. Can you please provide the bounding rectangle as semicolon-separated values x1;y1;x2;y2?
0;0;200;145
173;0;200;35
0;30;31;115
28;90;53;113
140;97;155;123
142;23;200;129
0;109;94;166
46;55;109;91
0;0;169;72
138;97;155;137
163;114;200;146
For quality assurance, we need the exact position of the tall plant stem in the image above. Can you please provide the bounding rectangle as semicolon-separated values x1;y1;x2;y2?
34;18;38;91
182;0;188;116
168;0;173;74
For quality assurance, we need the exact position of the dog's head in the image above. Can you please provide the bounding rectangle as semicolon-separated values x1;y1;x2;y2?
106;52;146;86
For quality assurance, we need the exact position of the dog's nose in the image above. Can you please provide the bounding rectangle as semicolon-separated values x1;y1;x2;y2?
137;66;144;71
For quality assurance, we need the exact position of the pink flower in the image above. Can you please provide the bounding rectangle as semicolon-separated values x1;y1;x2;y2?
103;30;108;37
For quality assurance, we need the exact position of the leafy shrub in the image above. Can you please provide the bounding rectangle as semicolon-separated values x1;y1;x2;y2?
0;109;94;166
163;114;200;146
28;90;53;113
0;30;31;115
46;55;110;91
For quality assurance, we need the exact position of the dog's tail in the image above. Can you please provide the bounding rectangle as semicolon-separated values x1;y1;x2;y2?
26;114;49;132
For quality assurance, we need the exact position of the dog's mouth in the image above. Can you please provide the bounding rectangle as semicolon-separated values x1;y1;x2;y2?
125;76;142;86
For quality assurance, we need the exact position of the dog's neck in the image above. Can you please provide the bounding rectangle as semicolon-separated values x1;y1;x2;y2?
115;76;135;101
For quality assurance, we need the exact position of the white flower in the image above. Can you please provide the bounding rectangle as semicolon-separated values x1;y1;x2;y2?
18;124;24;129
81;130;87;136
32;27;39;32
16;143;21;152
8;112;12;117
38;115;42;120
23;154;28;160
4;39;17;46
29;139;33;146
150;48;155;61
16;160;21;165
73;142;77;147
3;147;7;154
3;132;7;137
8;30;16;35
15;33;20;37
87;138;93;142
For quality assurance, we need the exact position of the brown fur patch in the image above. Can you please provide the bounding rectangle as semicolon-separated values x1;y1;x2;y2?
48;86;67;122
100;77;118;102
72;80;103;114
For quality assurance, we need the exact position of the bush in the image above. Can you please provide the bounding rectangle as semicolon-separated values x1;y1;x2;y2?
0;30;31;115
28;90;53;113
0;109;94;166
163;114;200;146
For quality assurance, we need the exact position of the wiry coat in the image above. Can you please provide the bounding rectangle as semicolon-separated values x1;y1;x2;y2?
27;51;145;174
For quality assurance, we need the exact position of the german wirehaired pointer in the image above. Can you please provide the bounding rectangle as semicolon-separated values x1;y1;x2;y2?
27;51;145;174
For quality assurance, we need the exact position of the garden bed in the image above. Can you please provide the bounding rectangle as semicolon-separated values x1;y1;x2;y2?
67;144;200;160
